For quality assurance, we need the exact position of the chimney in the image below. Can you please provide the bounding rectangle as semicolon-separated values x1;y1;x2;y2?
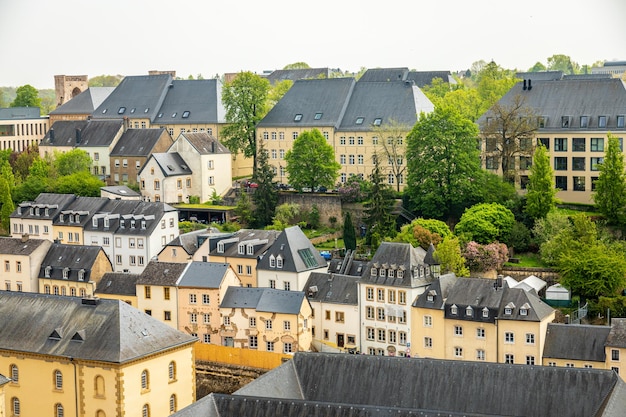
75;128;82;145
523;79;527;90
123;116;130;131
496;275;503;289
211;141;215;153
21;234;29;243
528;79;532;90
49;128;55;142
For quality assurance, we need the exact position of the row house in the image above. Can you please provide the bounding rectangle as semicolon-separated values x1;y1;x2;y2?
479;76;626;204
256;68;435;190
158;227;218;263
136;261;189;329
0;291;197;417
0;107;48;152
219;287;313;353
95;271;139;307
0;236;51;293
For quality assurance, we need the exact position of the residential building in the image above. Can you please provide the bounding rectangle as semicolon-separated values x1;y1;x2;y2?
478;77;626;204
95;271;139;307
176;262;241;343
606;318;626;377
139;152;193;203
157;228;216;263
304;272;360;353
359;242;434;357
53;196;110;245
49;85;114;123
0;236;51;293
542;323;612;369
136;261;188;328
100;185;142;200
591;60;626;77
10;193;76;240
219;287;313;353
0;291;196;417
256;226;327;292
0;107;48;152
38;243;113;298
172;352;626;417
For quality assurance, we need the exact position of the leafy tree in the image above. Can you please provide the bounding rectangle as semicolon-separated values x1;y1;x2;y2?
507;221;532;253
12;158;51;203
53;171;104;196
528;62;547;72
38;90;56;115
421;77;452;107
89;75;124;87
439;87;483;122
363;155;396;248
405;106;482;220
546;54;580;74
343;211;357;251
0;161;14;195
283;62;311;69
373;119;410;192
337;174;370;203
435;236;469;276
0;177;14;234
394;218;451;249
476;171;518;205
234;191;253;227
532;212;571;247
12;144;40;181
462;241;509;272
539;214;598;266
454;203;515;244
252;145;278;228
11;85;41;108
285;129;340;191
475;61;519;111
52;149;92;176
267;80;293;108
593;133;626;225
525;144;557;220
480;94;538;183
221;72;270;173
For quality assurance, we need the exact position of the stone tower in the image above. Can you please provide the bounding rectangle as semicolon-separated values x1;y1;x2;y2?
54;75;88;107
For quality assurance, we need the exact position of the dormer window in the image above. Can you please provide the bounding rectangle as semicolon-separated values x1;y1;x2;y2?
427;290;436;303
35;207;40;216
379;268;386;277
120;220;125;228
373;118;382;126
294;114;303;122
131;220;136;229
466;306;473;317
60;214;64;223
520;303;530;316
269;255;276;268
482;307;489;318
561;116;570;128
276;255;283;269
451;304;458;315
217;242;225;253
78;269;85;281
92;218;98;227
74;214;80;223
371;267;377;277
504;302;515;315
45;266;52;277
314;112;323;120
118;107;126;114
598;115;607;128
182;111;190;118
141;220;146;229
388;269;394;278
580;116;588;128
45;208;49;216
355;117;364;125
246;244;254;255
397;270;404;279
104;218;109;228
30;207;34;215
238;244;245;255
62;267;70;279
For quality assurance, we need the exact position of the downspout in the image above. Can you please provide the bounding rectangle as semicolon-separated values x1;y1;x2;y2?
70;357;79;417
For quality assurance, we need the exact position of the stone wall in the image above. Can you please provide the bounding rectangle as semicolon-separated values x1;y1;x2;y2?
501;267;560;287
278;193;343;226
196;361;266;399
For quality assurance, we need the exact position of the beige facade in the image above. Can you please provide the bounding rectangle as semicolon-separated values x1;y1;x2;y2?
0;237;52;293
412;308;446;359
54;75;88;108
0;108;48;152
137;283;180;328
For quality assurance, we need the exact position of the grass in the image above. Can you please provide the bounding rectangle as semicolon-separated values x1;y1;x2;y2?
315;238;345;250
505;252;550;268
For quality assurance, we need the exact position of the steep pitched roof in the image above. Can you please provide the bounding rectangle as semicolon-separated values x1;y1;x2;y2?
358;68;410;82
406;71;456;88
50;87;115;115
257;226;326;273
110;128;171;156
0;236;49;256
303;272;359;305
55;196;109;226
39;243;108;282
362;242;429;288
96;272;139;296
179;132;230;155
164;228;213;256
543;323;611;362
209;229;279;259
220;287;307;315
150;152;193;177
154;79;225;124
0;291;195;363
177;262;230;288
12;193;77;219
606;318;626;348
413;273;459;309
264;68;330;85
136;261;189;286
41;119;124;147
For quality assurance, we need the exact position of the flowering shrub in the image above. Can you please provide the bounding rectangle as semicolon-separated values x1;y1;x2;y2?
337;175;370;203
462;241;509;272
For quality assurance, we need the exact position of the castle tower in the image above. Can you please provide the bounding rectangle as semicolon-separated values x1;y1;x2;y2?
54;75;88;107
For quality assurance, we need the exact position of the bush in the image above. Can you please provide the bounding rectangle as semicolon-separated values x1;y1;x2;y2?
462;241;509;272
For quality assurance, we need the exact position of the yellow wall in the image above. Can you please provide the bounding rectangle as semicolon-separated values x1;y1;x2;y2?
96;292;138;307
541;358;605;369
209;254;258;287
194;342;290;370
137;284;180;328
412;308;446;359
157;246;193;263
606;346;626;379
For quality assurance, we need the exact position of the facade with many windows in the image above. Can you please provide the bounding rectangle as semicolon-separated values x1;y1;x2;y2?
0;236;52;293
0;107;48;152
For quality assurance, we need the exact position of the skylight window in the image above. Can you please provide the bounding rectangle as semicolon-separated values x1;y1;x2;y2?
130;108;136;114
144;108;150;113
158;113;163;118
294;114;303;122
314;112;323;120
356;117;364;125
118;107;126;114
102;109;108;114
172;112;177;118
373;118;382;126
182;111;190;118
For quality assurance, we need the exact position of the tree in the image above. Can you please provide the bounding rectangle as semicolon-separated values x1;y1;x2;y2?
593;133;626;225
343;211;357;251
88;75;124;87
546;54;580;74
462;241;509;272
283;62;311;69
539;214;598;266
53;172;104;196
394;218;451;249
475;61;519;111
221;72;270;173
52;149;91;176
435;236;469;276
480;94;538;183
528;62;547;72
233;191;253;227
337;174;370;203
373;119;410;192
10;85;41;108
363;155;397;248
0;177;14;234
252;145;278;228
405;106;482;220
267;80;293;108
525;144;558;221
285;129;340;191
454;203;515;244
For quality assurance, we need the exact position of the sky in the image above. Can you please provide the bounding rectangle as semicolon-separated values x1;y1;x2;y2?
1;0;625;90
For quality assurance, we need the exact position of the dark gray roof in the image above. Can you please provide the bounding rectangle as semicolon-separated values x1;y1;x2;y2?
358;68;410;83
179;132;230;155
0;107;41;119
257;226;326;273
95;272;139;296
327;256;369;276
263;68;330;85
100;185;141;198
413;273;459;309
209;229;280;259
0;291;196;363
154;79;225;124
150;152;193;177
478;78;626;131
543;323;611;362
606;318;626;348
110;128;171;156
41;119;124;147
0;236;49;256
165;228;213;256
11;193;76;219
515;71;564;81
257;78;355;128
0;374;10;386
362;242;430;288
39;243;109;282
406;71;456;88
55;196;109;227
50;87;115;115
177;262;230;288
303;272;358;305
136;261;188;286
220;287;306;315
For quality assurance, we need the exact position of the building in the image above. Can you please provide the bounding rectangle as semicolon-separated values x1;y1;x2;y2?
542;323;612;369
0;291;197;417
0;107;49;152
10;193;76;240
49;86;114;123
136;261;189;328
53;74;89;108
139;152;193;203
100;185;142;201
219;287;313;353
157;228;216;263
0;236;52;293
95;271;139;307
606;318;626;377
478;77;626;204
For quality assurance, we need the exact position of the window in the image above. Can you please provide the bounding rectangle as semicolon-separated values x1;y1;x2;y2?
548;362;556;367
283;342;293;353
377;288;385;302
164;311;171;321
476;328;485;338
366;306;374;319
591;157;604;171
450;305;458;315
56;404;64;417
10;364;18;382
526;333;535;344
572;137;585;151
190;313;197;323
612;349;620;361
163;287;170;300
466;306;473;317
170;394;177;413
591;137;604;152
554;157;567;170
423;315;432;327
505;332;514;343
454;325;463;336
202;294;210;304
266;319;273;330
349;155;355;164
580;116;588;128
617;115;625;129
203;313;210;324
377;307;385;321
505;354;514;364
554;138;567;151
454;347;463;358
399;331;407;345
269;279;275;289
223;316;230;325
366;287;374;300
266;341;274;352
399;291;406;304
12;397;20;415
377;328;386;342
168;361;176;381
249;335;258;349
189;294;197;304
572;157;585;170
526;356;536;365
373;118;382;126
573;176;585;191
519;156;532;170
144;286;151;299
477;349;486;361
424;337;432;348
555;176;567;191
142;404;149;417
246;265;252;275
561;116;570;128
292;131;298;140
203;334;211;343
141;370;149;389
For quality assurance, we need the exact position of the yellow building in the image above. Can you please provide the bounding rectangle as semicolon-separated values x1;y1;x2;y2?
95;272;139;307
219;287;313;353
0;236;51;293
606;318;626;378
542;323;612;370
0;107;48;152
136;261;188;328
0;291;196;417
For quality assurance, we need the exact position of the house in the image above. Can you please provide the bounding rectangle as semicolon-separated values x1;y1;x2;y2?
0;291;197;417
359;241;434;356
139;152;193;203
11;193;76;241
53;195;109;245
38;243;113;298
543;323;612;369
95;271;139;307
478;77;626;204
303;272;360;353
136;261;189;328
0;107;48;153
256;226;327;292
606;318;626;377
219;287;313;353
109;127;174;186
157;228;216;263
49;85;114;123
100;185;142;200
176;262;241;343
172;352;626;417
0;236;52;293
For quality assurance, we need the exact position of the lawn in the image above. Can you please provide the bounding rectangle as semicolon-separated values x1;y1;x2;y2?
506;252;549;268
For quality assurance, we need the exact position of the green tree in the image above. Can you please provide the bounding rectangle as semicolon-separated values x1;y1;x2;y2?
234;191;253;227
435;236;469;276
475;61;519;111
454;203;515;244
285;129;340;191
52;149;92;176
439;87;483;122
12;144;40;181
221;72;270;173
267;80;293;108
394;218;451;248
525;144;557;220
10;85;41;108
53;171;104;196
0;177;14;234
405;106;482;220
363;155;397;248
539;214;598;266
252;145;278;228
89;75;124;87
546;54;580;74
38;90;56;115
283;62;311;69
373;119;410;192
343;211;357;251
528;62;547;72
593;133;626;225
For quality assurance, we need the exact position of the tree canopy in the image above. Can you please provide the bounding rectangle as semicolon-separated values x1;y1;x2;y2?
454;202;515;244
88;75;124;87
285;129;340;191
525;143;557;221
593;133;626;225
363;155;397;248
11;84;41;108
251;144;278;228
52;149;92;176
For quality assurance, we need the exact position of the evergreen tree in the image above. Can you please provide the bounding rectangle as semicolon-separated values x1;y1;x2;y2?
234;191;253;227
0;177;14;234
593;134;626;225
252;145;278;228
525;144;557;221
363;155;396;248
343;211;356;251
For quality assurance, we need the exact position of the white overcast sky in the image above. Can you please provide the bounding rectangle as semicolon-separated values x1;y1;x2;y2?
1;0;625;89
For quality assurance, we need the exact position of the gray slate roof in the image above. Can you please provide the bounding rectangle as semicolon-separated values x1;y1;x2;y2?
179;132;230;155
263;68;330;85
12;193;77;219
0;107;41;119
413;273;459;309
165;228;213;256
110;128;170;156
303;272;359;305
41;119;124;147
100;185;141;198
220;287;306;315
39;243;109;282
0;373;10;386
543;323;611;362
154;79;225;124
209;229;280;259
50;87;115;115
150;152;193;177
0;236;49;256
55;196;109;226
0;291;196;363
606;318;626;348
362;242;429;288
177;262;230;288
136;261;189;286
257;226;326;273
96;272;139;296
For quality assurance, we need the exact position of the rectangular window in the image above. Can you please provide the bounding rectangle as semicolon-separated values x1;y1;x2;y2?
612;349;620;361
377;307;385;321
203;313;211;324
454;325;463;336
526;356;535;365
223;316;230;325
476;328;485;338
423;315;433;327
164;311;171;321
555;176;567;191
189;294;197;304
519;156;532;170
591;157;604;171
202;294;210;304
377;329;386;342
366;306;375;319
366;287;374;300
591;138;604;152
598;116;607;128
505;332;514;343
399;291;406;304
284;320;291;330
554;157;567;170
477;349;486;361
266;320;272;330
424;337;432;348
335;312;345;323
399;331;407;345
572;137;586;151
572;157;585;171
580;116;588;128
455;347;463;358
505;354;514;364
526;333;535;344
573;176;585;191
377;288;385;302
163;287;170;300
537;137;549;149
144;286;151;299
367;328;375;340
554;138;567;151
617;116;625;128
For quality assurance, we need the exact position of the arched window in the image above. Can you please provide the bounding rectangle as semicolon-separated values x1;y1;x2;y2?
70;287;76;297
96;410;106;417
168;361;176;381
10;364;19;382
142;404;150;417
55;403;64;417
141;370;149;390
61;287;66;296
80;288;86;297
54;370;63;389
169;394;177;413
12;397;20;415
94;375;105;397
53;286;59;295
44;284;51;294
